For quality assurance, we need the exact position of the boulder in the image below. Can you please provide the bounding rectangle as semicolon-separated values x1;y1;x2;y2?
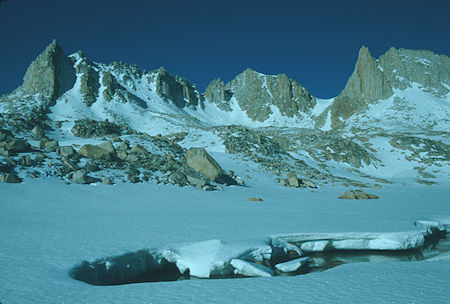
98;141;116;154
0;128;13;141
44;140;59;152
78;144;115;161
286;171;300;187
0;173;22;183
102;178;113;185
130;144;149;155
185;148;223;182
1;139;31;154
72;170;88;184
301;179;317;188
61;157;79;171
338;189;379;199
59;146;76;158
247;197;263;202
31;125;46;138
186;173;209;188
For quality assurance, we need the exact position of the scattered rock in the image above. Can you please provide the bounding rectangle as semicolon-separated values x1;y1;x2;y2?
71;118;122;138
130;144;149;155
19;155;33;167
0;139;32;154
338;189;379;199
61;157;79;171
59;146;76;158
0;173;22;183
102;178;113;185
247;197;263;202
31;125;46;138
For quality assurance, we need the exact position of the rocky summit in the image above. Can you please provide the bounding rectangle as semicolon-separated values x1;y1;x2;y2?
0;40;448;189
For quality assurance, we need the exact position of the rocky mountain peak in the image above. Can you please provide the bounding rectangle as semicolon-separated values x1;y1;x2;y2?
205;68;316;122
20;40;76;103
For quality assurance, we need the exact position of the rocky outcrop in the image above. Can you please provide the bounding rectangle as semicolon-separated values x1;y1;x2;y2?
204;78;232;111
329;46;450;129
279;171;317;188
153;67;203;109
207;68;316;122
20;40;76;103
338;189;379;199
378;48;450;97
75;54;100;106
71;119;123;138
330;47;393;129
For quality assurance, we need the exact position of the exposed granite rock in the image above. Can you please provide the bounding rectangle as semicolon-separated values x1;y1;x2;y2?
31;125;46;138
153;67;203;109
0;139;31;154
378;48;450;98
215;68;316;122
330;47;392;129
204;78;232;111
329;46;450;129
20;40;76;103
185;148;223;181
75;56;100;106
338;189;379;199
71;119;122;138
78;144;116;161
0;173;22;183
389;135;450;164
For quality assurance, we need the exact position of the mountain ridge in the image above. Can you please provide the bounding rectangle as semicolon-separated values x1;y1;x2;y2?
1;40;449;134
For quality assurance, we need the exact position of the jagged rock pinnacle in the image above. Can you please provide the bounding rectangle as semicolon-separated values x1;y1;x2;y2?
20;39;76;102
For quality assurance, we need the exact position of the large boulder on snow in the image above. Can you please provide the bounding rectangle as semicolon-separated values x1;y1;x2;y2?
78;143;116;161
338;189;379;199
185;148;224;182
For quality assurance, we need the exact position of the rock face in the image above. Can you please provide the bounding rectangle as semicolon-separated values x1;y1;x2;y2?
329;46;450;129
76;57;100;107
204;78;232;111
153;67;203;109
20;40;76;103
185;148;223;182
205;68;316;122
338;189;379;199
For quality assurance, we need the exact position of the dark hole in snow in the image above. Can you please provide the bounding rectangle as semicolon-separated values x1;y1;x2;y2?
70;233;449;286
70;250;188;286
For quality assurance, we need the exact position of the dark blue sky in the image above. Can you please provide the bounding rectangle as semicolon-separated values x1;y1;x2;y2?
1;0;449;98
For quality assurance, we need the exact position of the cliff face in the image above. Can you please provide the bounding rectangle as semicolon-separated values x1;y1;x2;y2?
205;68;316;122
20;40;76;103
329;46;450;129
